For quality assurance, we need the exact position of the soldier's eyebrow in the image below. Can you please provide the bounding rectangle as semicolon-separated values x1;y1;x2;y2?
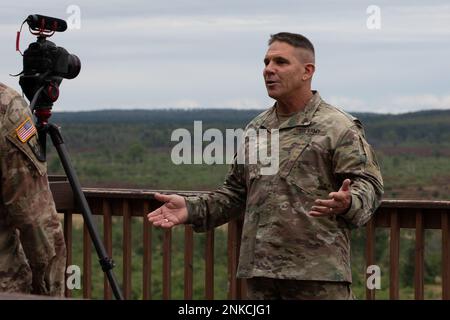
274;57;289;64
264;56;290;65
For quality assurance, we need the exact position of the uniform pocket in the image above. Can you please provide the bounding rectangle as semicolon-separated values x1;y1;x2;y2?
283;141;333;199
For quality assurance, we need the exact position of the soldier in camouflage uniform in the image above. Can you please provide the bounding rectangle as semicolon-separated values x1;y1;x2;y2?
0;82;66;296
148;33;383;299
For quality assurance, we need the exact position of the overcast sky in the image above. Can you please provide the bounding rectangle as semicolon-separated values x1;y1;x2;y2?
1;0;450;113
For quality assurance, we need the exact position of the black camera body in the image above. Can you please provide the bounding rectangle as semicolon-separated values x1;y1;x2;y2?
19;14;81;108
22;37;80;80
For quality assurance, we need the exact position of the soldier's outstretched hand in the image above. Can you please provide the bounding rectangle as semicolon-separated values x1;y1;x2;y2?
308;179;352;217
147;193;188;228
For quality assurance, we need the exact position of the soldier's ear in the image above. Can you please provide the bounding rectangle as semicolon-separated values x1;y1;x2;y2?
303;63;315;80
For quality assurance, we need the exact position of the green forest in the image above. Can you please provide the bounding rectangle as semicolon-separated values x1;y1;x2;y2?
46;108;450;300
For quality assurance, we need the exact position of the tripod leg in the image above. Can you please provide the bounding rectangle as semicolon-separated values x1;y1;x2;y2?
47;123;124;300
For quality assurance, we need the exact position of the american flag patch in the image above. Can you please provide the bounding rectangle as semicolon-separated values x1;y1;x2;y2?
16;117;37;143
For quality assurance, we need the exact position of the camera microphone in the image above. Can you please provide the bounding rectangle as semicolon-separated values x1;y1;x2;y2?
26;14;67;32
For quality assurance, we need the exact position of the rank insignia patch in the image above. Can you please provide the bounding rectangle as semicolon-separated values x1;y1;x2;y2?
16;117;37;143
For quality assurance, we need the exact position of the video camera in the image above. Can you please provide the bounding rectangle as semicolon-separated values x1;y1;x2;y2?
17;14;81;108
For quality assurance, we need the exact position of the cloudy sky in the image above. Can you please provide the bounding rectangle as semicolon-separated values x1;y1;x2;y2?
1;0;450;113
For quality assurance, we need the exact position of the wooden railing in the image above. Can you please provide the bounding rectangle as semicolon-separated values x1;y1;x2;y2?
49;179;450;300
366;200;450;300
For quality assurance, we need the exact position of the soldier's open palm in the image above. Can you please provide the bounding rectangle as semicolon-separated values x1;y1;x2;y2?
308;179;352;217
147;193;188;228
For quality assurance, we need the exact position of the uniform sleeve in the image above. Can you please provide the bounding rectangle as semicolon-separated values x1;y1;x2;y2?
332;125;384;228
185;155;247;232
0;98;66;296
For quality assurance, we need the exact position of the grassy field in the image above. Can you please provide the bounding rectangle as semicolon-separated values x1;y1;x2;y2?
49;147;450;201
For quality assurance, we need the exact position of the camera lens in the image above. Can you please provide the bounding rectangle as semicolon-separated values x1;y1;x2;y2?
65;54;81;79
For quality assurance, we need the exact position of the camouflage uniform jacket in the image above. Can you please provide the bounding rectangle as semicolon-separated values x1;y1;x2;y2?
185;91;383;282
0;83;66;295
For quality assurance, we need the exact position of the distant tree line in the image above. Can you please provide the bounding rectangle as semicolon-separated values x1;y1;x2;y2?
50;109;450;150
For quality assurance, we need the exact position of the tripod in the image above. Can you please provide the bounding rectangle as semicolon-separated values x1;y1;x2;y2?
30;87;124;300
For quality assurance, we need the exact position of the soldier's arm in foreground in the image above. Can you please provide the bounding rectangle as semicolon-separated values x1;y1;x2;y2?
148;157;246;231
308;125;384;228
0;92;66;296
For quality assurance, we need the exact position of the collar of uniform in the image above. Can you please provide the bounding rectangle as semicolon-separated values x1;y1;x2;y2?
257;91;322;130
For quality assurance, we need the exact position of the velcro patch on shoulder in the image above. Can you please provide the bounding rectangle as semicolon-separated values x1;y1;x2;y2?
27;135;46;162
15;117;37;143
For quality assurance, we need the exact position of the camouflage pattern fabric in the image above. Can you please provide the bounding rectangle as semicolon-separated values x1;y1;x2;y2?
246;277;354;300
0;82;66;296
185;91;383;283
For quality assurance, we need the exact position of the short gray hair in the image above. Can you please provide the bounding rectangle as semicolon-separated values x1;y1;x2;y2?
268;32;315;56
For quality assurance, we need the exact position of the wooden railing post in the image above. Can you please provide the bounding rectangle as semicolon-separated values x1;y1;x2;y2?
227;219;239;299
83;221;92;299
184;225;194;299
205;230;215;300
365;218;376;300
414;210;425;300
143;201;152;300
442;211;450;300
103;200;113;300
122;200;132;299
163;229;172;300
63;211;72;298
389;209;400;300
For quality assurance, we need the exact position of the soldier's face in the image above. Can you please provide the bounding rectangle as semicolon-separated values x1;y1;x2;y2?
263;41;309;100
